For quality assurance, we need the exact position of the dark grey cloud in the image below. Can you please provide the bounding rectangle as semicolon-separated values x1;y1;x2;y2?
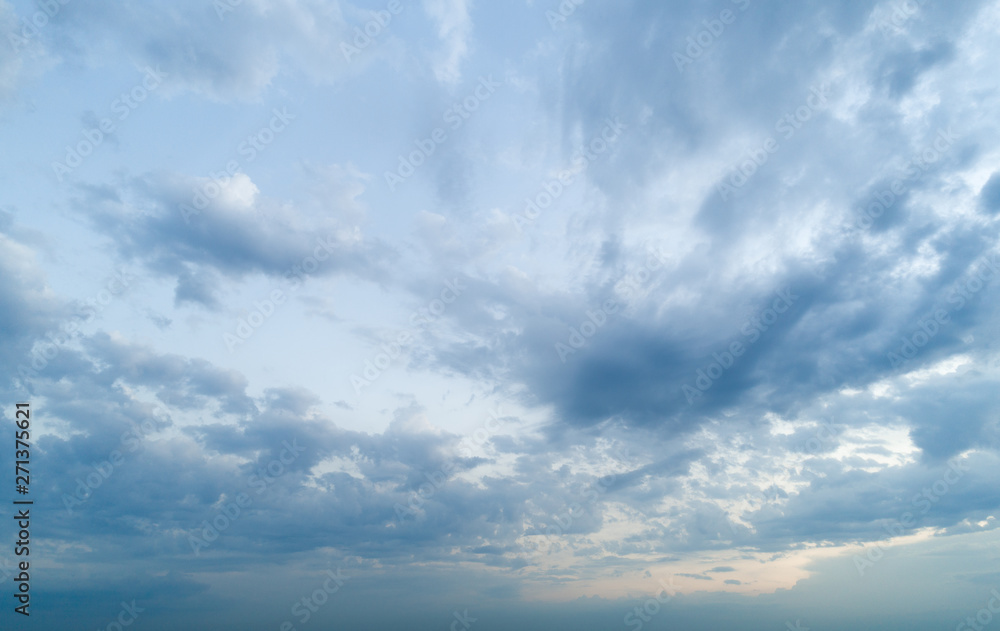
678;572;713;580
878;41;954;98
981;172;1000;213
419;0;999;447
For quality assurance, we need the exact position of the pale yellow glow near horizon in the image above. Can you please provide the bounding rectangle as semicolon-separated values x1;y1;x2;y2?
513;527;954;603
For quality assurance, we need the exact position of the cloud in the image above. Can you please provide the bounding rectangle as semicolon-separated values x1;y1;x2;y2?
423;0;472;84
26;0;360;100
4;0;1000;627
980;172;1000;213
75;167;394;308
678;573;713;580
0;233;69;393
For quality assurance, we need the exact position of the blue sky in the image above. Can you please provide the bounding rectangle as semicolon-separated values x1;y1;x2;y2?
2;0;1000;629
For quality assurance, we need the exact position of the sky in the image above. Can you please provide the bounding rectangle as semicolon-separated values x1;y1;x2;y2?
1;0;1000;629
